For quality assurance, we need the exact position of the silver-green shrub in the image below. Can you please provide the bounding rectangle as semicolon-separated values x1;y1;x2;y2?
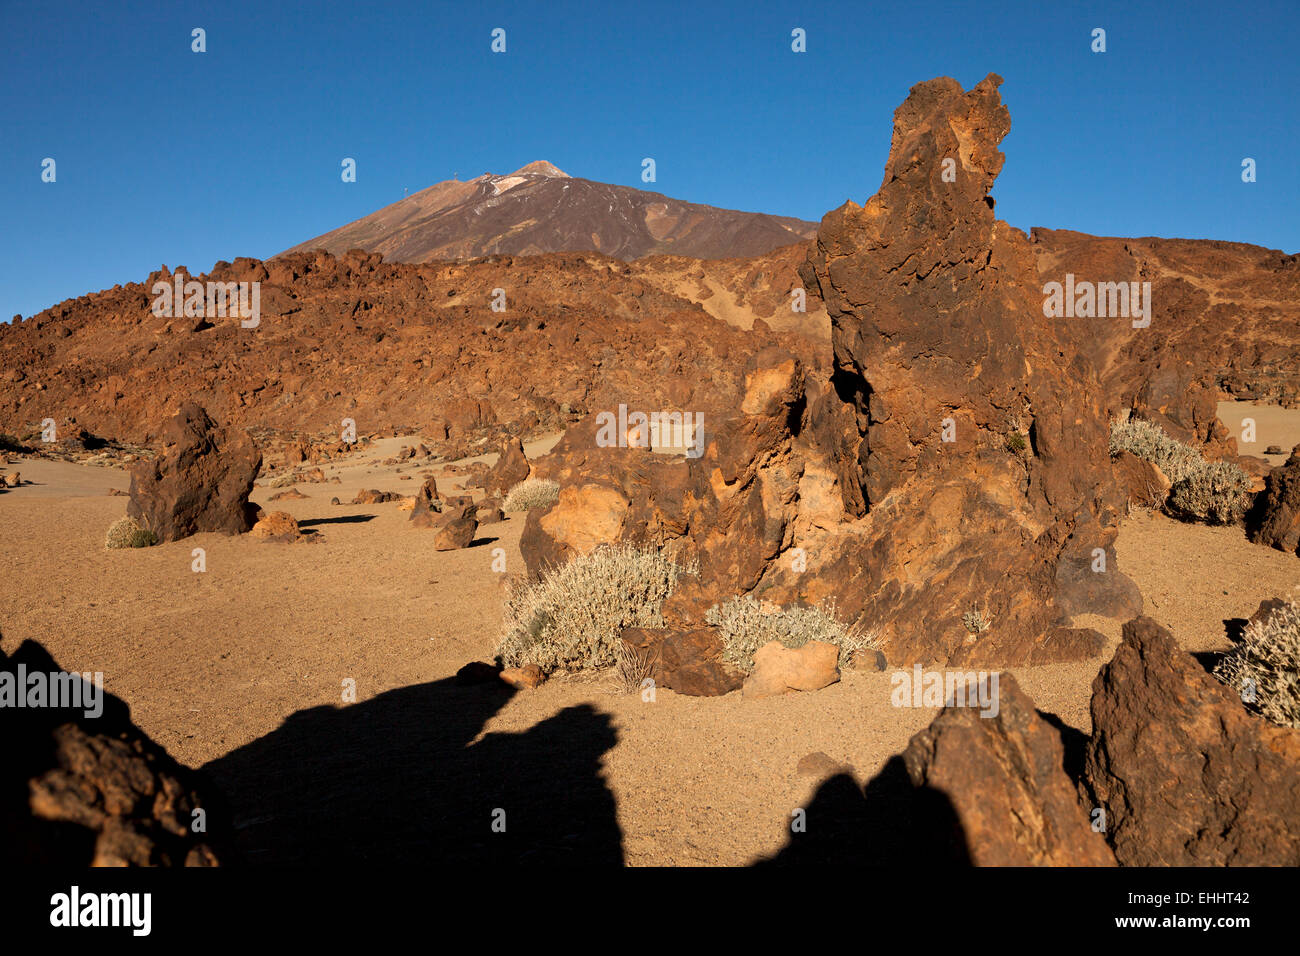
962;606;992;634
1109;416;1253;524
705;595;875;672
1213;600;1300;729
503;478;560;512
1108;416;1203;484
1167;459;1254;525
496;544;692;673
105;516;157;549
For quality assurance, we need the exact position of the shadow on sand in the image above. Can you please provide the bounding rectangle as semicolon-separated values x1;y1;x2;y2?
755;756;972;865
205;680;978;866
297;514;377;527
203;676;624;865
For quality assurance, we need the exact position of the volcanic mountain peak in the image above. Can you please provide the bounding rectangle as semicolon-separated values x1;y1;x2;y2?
281;163;816;262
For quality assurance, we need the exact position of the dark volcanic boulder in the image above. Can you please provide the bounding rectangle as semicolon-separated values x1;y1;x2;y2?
619;627;745;697
1;635;227;866
408;476;443;527
432;500;478;550
902;672;1115;866
1111;450;1172;508
126;402;261;541
352;488;403;505
485;438;531;497
1250;446;1300;556
475;496;505;525
1053;536;1144;621
1086;617;1300;865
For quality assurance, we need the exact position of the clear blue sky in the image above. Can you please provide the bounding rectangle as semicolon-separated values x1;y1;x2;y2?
2;0;1297;321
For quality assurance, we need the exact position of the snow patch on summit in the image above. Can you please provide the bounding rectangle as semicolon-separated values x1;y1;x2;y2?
508;160;571;179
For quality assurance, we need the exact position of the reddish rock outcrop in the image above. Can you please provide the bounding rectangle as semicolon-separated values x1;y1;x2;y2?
1250;446;1300;556
520;76;1133;667
408;476;443;528
432;501;478;551
743;640;840;699
0;249;803;457
903;672;1115;866
1031;228;1300;412
1086;617;1300;865
1;636;227;866
795;74;1133;665
249;510;303;543
126;402;261;541
618;627;745;697
485;438;531;497
519;343;818;628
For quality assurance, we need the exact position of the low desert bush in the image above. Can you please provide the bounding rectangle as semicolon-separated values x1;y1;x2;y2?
705;595;875;672
1213;600;1300;729
496;544;693;673
105;516;157;549
502;478;560;512
1109;416;1253;524
1167;459;1254;524
1108;416;1203;484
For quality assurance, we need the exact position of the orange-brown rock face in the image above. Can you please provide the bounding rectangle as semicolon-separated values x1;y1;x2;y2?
1086;617;1300;865
796;74;1131;665
902;673;1116;866
518;76;1143;667
1032;228;1300;418
0;249;814;453
1251;446;1300;556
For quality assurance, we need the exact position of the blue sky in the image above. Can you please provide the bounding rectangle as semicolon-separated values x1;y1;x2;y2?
2;0;1297;321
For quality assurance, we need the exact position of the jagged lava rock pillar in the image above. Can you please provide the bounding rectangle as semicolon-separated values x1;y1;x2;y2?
799;75;1133;665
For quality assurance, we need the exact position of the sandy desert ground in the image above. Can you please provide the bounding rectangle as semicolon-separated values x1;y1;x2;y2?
2;403;1297;866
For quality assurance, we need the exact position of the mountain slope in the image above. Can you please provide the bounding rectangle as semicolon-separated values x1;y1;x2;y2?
281;162;818;262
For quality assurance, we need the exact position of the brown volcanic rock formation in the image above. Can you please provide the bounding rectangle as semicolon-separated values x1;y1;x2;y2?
431;500;478;551
484;438;530;497
519;345;818;615
127;402;261;541
520;77;1138;667
1085;617;1300;865
1249;446;1300;556
1;635;227;866
794;74;1129;664
283;162;817;262
1032;228;1300;414
618;627;745;697
901;673;1115;866
635;241;830;338
0;249;809;451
